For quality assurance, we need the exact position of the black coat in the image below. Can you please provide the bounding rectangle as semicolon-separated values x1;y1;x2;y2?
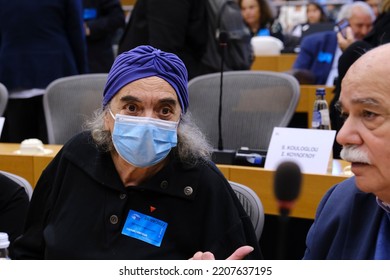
0;174;29;245
0;0;88;90
118;0;208;79
11;131;262;260
83;0;125;73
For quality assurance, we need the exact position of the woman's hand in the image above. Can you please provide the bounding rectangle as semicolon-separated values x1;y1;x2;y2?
190;246;254;260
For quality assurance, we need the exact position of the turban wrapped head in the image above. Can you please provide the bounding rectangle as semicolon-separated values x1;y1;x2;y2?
102;45;189;113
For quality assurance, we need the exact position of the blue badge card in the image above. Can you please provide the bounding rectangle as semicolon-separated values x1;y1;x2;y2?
122;210;168;247
83;8;97;20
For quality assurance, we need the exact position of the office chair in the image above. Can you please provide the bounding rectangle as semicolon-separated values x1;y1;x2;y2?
0;170;33;200
230;181;264;240
188;70;300;151
0;83;8;117
43;74;108;144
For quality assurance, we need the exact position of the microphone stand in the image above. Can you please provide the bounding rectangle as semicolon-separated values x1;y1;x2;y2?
276;208;290;260
217;32;227;151
211;31;235;164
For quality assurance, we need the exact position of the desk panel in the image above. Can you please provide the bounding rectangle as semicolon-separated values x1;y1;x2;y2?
0;154;35;185
0;143;62;186
217;164;349;219
251;54;297;72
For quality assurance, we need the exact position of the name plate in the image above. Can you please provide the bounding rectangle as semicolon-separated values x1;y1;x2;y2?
265;127;336;174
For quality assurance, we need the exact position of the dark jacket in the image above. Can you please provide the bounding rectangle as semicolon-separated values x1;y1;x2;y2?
0;0;88;90
364;11;390;47
252;19;284;43
304;177;387;259
11;131;262;260
118;0;208;79
0;174;29;245
293;31;338;85
83;0;125;73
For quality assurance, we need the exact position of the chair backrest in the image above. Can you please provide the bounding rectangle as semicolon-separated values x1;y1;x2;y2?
0;83;8;117
0;170;33;200
188;70;300;151
251;36;284;55
229;181;264;240
43;74;108;144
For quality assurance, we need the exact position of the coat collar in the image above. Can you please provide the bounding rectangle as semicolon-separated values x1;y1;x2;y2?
63;131;200;201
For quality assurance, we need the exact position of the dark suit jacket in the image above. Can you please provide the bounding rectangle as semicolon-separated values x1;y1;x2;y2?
83;0;125;73
0;0;88;90
293;31;338;85
303;177;386;259
118;0;208;79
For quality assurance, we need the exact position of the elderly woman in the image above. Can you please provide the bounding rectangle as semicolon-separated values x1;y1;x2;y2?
10;45;262;260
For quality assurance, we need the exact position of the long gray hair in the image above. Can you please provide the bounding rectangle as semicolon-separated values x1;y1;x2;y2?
84;108;213;164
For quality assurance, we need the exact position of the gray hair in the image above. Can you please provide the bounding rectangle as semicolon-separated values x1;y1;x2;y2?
337;1;376;22
84;108;213;164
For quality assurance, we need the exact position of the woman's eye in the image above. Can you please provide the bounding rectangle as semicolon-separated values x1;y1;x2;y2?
127;104;137;112
161;107;171;115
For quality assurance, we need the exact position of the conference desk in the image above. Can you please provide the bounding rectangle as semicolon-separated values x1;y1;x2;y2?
0;143;62;187
218;162;350;220
0;143;350;220
251;54;297;72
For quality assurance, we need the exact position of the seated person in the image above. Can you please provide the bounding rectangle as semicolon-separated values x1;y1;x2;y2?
10;45;263;260
0;173;29;246
239;0;284;42
330;0;390;158
365;0;381;17
304;43;390;259
290;2;330;39
278;4;307;34
292;2;375;85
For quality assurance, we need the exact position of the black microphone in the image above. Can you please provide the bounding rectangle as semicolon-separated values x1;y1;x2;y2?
211;31;235;164
274;161;302;216
273;161;302;259
217;31;228;151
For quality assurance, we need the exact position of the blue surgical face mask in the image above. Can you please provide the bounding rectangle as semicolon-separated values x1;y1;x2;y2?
109;110;178;168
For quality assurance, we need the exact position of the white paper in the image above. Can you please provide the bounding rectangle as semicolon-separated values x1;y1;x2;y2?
265;127;336;174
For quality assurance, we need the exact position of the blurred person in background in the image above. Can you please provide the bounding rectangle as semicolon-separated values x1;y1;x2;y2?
0;0;88;143
290;2;329;38
83;0;126;73
291;1;375;85
283;1;330;53
278;3;307;34
365;0;381;17
117;0;209;80
239;0;284;42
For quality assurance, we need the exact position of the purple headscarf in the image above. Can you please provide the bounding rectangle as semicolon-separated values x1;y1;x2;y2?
102;45;189;113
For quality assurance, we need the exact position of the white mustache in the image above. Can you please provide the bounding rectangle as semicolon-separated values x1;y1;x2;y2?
340;146;371;164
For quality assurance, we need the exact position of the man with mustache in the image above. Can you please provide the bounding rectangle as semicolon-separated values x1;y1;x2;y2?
303;43;390;259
